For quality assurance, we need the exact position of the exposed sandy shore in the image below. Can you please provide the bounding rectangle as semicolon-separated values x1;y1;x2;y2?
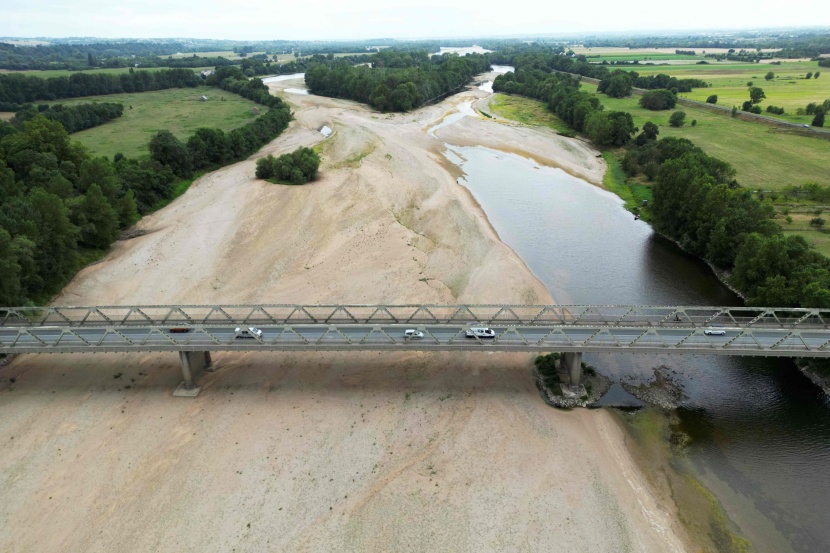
0;74;688;552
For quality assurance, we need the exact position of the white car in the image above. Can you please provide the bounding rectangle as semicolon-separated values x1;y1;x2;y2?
466;327;496;338
403;329;424;340
703;329;726;336
235;326;263;339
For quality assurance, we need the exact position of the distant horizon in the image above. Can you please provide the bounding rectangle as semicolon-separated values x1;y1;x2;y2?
2;0;828;43
1;26;830;44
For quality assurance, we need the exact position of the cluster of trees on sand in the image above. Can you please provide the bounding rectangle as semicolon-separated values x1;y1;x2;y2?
0;68;200;109
255;147;320;184
305;51;491;112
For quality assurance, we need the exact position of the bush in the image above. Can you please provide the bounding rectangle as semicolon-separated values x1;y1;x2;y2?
256;147;320;184
669;111;686;127
810;217;825;228
691;119;697;127
706;94;718;104
639;89;677;110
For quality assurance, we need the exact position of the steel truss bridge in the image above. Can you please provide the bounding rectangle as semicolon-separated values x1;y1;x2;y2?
3;303;830;356
3;304;830;395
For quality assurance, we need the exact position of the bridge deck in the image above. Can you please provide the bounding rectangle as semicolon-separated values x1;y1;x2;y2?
2;304;830;357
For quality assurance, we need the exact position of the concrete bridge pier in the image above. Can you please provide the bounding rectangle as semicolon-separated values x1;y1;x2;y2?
173;351;212;397
561;352;583;389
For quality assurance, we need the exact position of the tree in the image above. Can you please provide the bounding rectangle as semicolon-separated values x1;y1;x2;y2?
70;183;120;248
764;71;774;81
706;94;718;104
0;228;22;305
148;130;191;178
749;87;766;105
807;72;813;79
639;89;676;110
669;111;686;127
603;74;632;98
812;108;825;128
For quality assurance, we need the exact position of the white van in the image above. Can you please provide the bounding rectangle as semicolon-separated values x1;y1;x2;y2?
466;327;496;339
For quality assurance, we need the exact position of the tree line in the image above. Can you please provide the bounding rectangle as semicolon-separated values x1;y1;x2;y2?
305;51;492;112
0;86;291;306
0;68;200;109
494;70;636;146
12;102;124;133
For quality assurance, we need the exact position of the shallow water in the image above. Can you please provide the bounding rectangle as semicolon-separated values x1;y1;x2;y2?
441;140;830;553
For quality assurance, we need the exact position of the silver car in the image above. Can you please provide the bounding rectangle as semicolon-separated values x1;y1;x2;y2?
234;326;263;339
703;328;726;336
403;329;424;340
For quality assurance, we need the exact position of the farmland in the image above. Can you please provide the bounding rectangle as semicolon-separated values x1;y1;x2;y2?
52;86;266;158
579;82;830;190
612;60;828;125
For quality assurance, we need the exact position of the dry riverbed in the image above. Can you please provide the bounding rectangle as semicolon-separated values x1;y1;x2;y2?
0;74;690;552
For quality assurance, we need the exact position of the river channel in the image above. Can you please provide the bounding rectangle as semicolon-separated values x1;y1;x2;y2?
438;128;830;551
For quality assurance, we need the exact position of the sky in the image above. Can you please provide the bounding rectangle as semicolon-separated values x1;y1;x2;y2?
2;0;828;41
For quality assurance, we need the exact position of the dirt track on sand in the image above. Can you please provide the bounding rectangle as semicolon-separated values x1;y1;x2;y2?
0;73;689;552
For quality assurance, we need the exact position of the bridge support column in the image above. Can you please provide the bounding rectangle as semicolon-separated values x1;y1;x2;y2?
561;352;583;389
173;351;209;397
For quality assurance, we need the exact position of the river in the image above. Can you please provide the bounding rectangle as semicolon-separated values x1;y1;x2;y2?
438;136;830;552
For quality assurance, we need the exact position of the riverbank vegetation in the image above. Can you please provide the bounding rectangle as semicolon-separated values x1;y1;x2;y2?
305;50;491;112
493;50;830;308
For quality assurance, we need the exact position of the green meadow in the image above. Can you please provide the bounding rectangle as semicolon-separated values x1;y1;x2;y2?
580;82;830;190
51;86;265;159
614;60;829;125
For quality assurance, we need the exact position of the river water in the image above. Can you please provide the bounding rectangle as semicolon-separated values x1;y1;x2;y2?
438;139;830;552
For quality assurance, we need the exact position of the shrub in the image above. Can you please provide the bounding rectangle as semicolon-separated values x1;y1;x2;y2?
256;147;321;184
706;94;718;104
669;111;686;127
810;217;825;228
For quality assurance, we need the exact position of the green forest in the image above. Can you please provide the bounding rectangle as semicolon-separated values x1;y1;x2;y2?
305;50;492;111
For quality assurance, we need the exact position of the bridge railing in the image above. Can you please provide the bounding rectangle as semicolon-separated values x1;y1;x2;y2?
2;305;829;329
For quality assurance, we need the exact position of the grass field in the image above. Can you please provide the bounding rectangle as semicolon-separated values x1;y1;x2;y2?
488;94;573;134
0;66;208;78
52;86;265;159
581;82;830;190
614;60;828;125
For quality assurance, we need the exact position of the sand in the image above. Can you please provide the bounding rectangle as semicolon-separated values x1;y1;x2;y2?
0;74;689;552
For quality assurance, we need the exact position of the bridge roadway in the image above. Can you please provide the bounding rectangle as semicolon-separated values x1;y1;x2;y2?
3;304;830;395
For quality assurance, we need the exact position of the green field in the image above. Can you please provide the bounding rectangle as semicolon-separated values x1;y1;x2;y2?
615;60;829;125
52;86;266;159
581;82;830;190
489;94;573;134
0;66;207;78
